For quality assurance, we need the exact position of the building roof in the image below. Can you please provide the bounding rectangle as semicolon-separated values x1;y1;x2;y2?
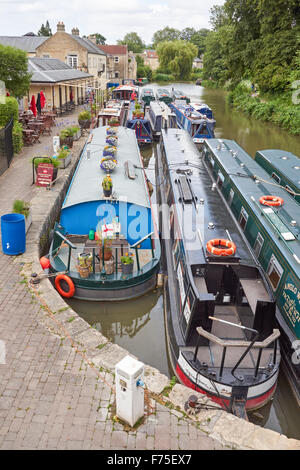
71;35;106;55
28;57;93;83
0;36;48;53
98;44;127;55
144;50;158;59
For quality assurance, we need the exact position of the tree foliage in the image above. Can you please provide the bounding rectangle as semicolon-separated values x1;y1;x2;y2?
38;20;52;37
152;27;181;48
0;45;31;98
156;40;198;80
117;32;145;53
90;33;106;45
203;0;300;93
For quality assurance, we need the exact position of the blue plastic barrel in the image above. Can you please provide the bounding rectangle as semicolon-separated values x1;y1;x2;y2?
1;213;26;255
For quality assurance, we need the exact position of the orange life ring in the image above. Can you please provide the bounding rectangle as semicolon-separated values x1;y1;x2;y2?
206;239;237;257
259;195;284;207
55;274;75;298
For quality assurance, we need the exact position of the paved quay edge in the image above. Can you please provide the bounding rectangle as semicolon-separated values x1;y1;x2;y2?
14;136;300;451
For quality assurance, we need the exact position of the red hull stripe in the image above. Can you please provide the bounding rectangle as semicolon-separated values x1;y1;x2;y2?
176;363;276;410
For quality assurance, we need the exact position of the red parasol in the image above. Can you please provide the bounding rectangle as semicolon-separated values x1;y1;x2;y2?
29;95;37;117
70;90;74;102
40;91;46;109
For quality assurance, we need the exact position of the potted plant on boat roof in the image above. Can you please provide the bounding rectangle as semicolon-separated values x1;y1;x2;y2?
102;174;113;197
106;135;118;147
78;110;91;129
106;126;118;137
100;157;117;173
103;145;117;157
121;252;134;274
12;199;32;233
133;100;144;119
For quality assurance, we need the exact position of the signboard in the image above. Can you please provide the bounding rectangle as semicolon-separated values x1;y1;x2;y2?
53;136;60;154
278;274;300;337
36;163;54;187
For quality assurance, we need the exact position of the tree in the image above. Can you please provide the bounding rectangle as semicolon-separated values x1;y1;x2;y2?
152;27;180;48
0;45;31;98
89;33;106;45
190;29;210;56
38;20;52;37
156;40;198;80
117;32;145;53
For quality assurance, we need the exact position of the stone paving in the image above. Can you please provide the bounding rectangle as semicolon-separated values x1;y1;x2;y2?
0;111;299;451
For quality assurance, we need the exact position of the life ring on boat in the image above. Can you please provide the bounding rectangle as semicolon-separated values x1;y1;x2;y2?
55;274;75;298
259;195;284;207
206;239;237;257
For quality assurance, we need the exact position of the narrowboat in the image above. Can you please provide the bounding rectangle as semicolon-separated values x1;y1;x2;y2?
172;89;190;104
169;102;215;144
48;126;160;301
254;149;300;204
136;77;149;86
190;102;215;121
201;138;300;404
112;84;138;107
122;79;136;86
97;99;126;127
140;87;155;107
126;100;153;145
156;88;173;105
148;101;177;140
156;129;280;415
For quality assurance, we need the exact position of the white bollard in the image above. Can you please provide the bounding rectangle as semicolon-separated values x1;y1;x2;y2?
115;355;144;427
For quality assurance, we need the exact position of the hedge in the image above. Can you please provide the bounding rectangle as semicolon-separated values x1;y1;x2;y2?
12;121;23;153
0;97;19;126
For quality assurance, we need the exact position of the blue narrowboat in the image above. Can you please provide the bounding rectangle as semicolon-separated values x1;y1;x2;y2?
254;149;300;204
202;138;300;404
156;129;280;414
126;100;153;145
48;126;160;301
148;101;177;140
169;102;215;144
190;102;215;121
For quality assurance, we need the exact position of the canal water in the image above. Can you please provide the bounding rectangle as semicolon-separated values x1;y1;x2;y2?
68;83;300;439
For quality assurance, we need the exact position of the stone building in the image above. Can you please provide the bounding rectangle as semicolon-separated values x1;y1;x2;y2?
97;44;136;82
141;50;159;71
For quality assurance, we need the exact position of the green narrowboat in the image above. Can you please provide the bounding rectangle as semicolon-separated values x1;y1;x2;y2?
201;139;300;404
156;88;173;105
254;149;300;204
140;87;155;106
171;89;190;104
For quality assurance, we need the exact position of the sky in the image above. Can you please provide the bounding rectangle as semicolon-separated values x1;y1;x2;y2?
0;0;225;44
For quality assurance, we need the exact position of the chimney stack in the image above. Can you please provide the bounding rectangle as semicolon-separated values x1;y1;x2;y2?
57;21;65;32
71;27;80;36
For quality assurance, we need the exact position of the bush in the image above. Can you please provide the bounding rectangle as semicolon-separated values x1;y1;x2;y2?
12;199;30;218
78;111;91;121
12;121;23;153
0;97;19;126
153;72;175;82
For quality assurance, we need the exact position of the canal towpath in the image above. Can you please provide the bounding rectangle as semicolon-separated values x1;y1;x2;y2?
0;111;299;450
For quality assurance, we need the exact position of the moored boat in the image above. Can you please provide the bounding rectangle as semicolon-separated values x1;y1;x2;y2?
156;88;173;105
126;100;153;145
156;129;281;415
254;149;300;204
169;102;215;144
97;99;126;127
202;138;300;405
172;89;190;104
148;101;177;140
190;102;215;121
140;87;155;107
48;126;160;301
112;84;138;107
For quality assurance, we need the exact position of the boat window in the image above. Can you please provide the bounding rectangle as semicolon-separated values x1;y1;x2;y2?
228;188;235;206
253;232;264;258
173;239;180;270
217;171;225;189
285;185;296;198
271;172;281;184
267;255;283;290
238;207;248;231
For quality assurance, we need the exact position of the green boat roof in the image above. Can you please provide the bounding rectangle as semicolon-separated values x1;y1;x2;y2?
205;139;300;274
62;126;150;210
255;149;300;189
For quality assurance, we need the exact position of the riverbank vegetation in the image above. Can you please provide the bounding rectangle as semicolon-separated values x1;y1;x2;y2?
202;1;300;134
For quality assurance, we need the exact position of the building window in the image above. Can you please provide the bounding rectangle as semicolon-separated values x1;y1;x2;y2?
271;172;281;184
67;55;78;69
267;255;283;290
114;72;119;78
238;207;248;231
253;232;264;258
114;56;119;63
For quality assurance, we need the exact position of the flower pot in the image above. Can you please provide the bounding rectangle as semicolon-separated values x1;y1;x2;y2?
60;136;73;148
99;248;112;261
73;130;81;141
58;152;72;169
121;262;134;274
78;119;91;129
76;265;90;278
108;122;120;127
103;188;112;197
104;257;115;275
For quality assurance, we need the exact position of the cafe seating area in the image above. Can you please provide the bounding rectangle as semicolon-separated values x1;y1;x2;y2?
19;110;56;146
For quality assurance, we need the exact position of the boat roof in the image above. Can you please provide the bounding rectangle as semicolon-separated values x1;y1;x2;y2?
171;102;212;123
156;88;172;97
114;84;137;91
150;100;175;116
161;129;258;267
190;102;212;111
205;139;300;272
255;149;300;189
141;88;154;95
98;100;124;116
62;126;150;210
